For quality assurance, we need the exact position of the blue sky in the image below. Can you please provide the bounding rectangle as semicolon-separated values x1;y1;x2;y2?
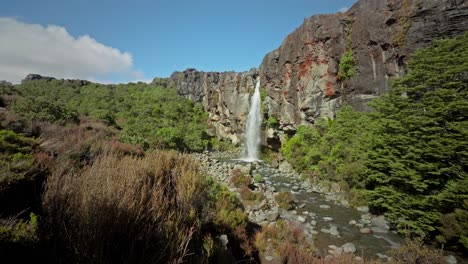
0;0;357;83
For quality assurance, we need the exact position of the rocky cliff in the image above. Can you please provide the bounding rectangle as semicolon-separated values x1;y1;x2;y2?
154;0;468;148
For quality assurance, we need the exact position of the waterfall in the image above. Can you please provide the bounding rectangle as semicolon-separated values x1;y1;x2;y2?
243;77;262;161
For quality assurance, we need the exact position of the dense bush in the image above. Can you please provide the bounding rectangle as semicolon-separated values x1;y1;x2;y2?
281;105;369;187
282;33;468;252
11;81;209;152
0;129;37;189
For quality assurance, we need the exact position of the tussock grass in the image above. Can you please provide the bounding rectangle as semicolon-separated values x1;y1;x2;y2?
43;150;208;264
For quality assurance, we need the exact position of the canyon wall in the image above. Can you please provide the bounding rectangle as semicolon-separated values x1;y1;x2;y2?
155;0;468;148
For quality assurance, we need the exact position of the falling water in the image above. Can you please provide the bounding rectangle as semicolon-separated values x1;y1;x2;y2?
243;77;262;161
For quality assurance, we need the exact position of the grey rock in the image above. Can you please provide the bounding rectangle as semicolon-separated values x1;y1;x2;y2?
233;163;251;175
360;228;372;234
219;234;229;249
445;255;458;264
371;226;388;233
265;210;279;222
342;242;356;253
320;204;331;209
371;215;389;229
329;226;339;236
331;182;341;193
357;206;369;213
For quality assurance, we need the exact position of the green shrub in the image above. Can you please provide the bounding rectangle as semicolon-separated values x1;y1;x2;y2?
12;80;210;152
267;116;278;127
253;173;264;183
0;213;38;244
0;130;37;188
276;192;294;210
13;96;79;125
337;50;356;80
229;169;251;188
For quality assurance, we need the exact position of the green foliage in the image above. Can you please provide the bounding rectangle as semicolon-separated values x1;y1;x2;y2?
282;34;468;252
260;147;279;165
207;177;247;230
209;138;237;151
229;169;251;188
253;173;264;183
337;50;356;80
260;89;268;101
361;33;468;240
281;106;369;185
11;80;210;152
267;116;279;127
13;96;79;124
275;192;294;210
0;213;39;250
0;130;37;187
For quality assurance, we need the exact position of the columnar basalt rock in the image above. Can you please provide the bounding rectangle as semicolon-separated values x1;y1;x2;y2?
154;0;468;148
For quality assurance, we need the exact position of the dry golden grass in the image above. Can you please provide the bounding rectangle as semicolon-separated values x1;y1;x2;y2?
43;150;209;264
389;238;445;264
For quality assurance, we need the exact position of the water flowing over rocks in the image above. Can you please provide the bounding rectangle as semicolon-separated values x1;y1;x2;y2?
191;151;405;260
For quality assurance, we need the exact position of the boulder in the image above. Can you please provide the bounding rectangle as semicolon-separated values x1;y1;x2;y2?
342;242;356;253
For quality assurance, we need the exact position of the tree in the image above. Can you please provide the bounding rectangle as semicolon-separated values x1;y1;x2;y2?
361;33;468;244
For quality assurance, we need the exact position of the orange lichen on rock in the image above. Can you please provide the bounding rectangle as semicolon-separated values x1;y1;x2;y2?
298;55;313;79
325;82;335;97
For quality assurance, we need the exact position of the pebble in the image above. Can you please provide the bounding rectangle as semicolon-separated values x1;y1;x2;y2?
357;206;369;212
323;217;334;221
298;216;306;223
329;226;339;236
320;204;331;209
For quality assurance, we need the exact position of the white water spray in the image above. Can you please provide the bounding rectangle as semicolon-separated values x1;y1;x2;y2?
243;77;262;161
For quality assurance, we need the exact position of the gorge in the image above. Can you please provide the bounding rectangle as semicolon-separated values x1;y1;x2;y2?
156;0;468;149
0;0;467;263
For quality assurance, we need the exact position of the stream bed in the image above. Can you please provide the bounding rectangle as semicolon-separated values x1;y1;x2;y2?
259;166;404;260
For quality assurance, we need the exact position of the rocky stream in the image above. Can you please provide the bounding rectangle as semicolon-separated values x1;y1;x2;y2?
191;151;461;264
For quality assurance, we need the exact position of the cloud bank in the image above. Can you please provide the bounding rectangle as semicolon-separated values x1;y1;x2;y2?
339;6;349;13
0;18;142;83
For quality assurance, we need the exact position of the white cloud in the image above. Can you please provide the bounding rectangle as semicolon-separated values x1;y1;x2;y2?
0;17;143;84
339;6;349;13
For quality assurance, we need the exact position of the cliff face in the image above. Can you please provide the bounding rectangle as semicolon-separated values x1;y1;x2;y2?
165;68;258;145
155;0;468;148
